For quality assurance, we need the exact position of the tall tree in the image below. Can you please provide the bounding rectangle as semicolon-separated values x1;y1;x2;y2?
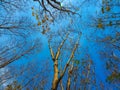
46;28;82;90
0;0;42;68
91;0;120;89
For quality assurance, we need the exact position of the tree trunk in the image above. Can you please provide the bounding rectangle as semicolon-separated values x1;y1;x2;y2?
66;76;71;90
52;60;59;90
60;80;64;90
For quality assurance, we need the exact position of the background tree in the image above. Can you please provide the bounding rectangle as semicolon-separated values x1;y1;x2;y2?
90;0;120;89
33;0;81;19
1;59;51;90
1;0;120;90
0;0;42;68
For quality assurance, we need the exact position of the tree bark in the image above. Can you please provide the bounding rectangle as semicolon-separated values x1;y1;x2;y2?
66;76;71;90
52;60;59;90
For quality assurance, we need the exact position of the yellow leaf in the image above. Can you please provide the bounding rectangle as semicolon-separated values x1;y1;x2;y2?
37;21;41;26
44;15;48;20
106;6;110;11
42;19;46;23
32;12;34;16
97;23;103;28
36;14;39;20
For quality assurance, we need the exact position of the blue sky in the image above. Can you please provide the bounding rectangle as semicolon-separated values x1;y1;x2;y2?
0;0;120;90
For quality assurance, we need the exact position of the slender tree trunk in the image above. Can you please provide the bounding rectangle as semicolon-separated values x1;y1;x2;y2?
66;70;72;90
60;80;64;90
52;60;59;90
66;76;71;90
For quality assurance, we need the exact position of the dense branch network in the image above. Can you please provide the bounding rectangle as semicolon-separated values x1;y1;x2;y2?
33;0;80;18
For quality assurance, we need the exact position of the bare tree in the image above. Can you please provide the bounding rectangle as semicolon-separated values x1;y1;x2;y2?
90;0;120;89
33;0;81;19
0;60;51;90
46;28;82;90
0;0;42;68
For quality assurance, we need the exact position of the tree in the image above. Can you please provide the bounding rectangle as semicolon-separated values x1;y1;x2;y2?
33;0;80;19
0;0;28;30
91;0;120;89
63;54;99;90
1;60;51;90
1;0;120;90
5;81;22;90
46;28;82;90
0;38;42;68
0;0;42;68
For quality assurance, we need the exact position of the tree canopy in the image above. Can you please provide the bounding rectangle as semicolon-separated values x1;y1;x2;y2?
0;0;120;90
